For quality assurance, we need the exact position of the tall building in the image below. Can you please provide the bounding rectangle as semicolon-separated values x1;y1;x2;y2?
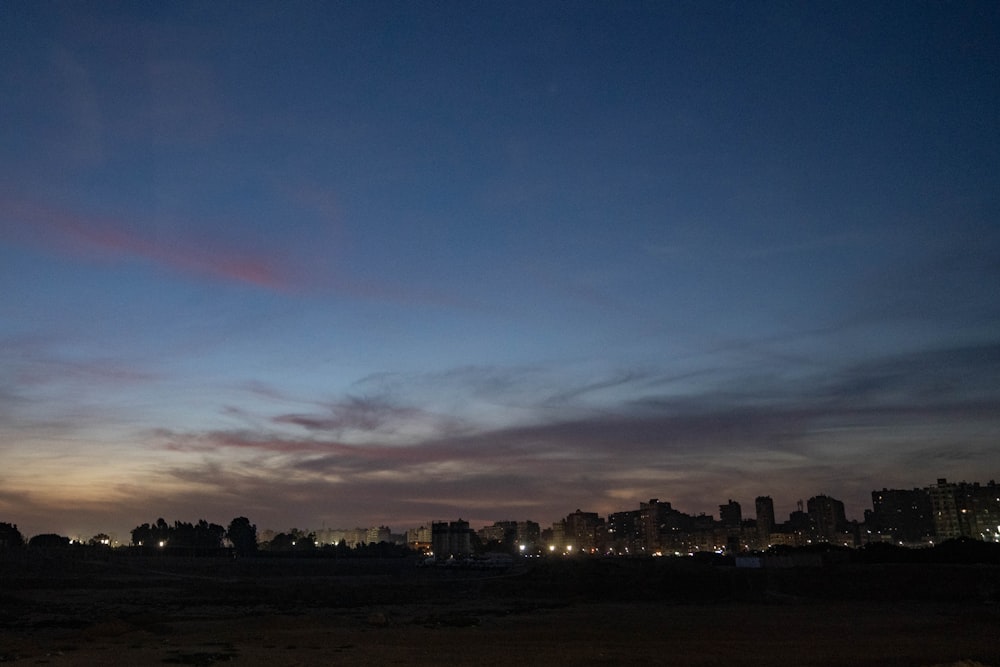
867;488;933;543
516;520;541;550
755;496;775;543
718;499;742;552
546;520;566;550
965;480;1000;542
929;478;1000;541
807;495;846;542
719;500;742;527
563;509;604;552
606;509;643;554
639;498;673;552
928;478;962;540
431;520;473;558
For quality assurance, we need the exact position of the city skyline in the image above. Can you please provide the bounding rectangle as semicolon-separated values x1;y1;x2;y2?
5;475;992;546
2;3;999;541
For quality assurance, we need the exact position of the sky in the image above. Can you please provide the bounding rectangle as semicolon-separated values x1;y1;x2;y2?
1;2;998;541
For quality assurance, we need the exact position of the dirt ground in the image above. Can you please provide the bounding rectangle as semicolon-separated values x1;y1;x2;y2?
2;554;998;666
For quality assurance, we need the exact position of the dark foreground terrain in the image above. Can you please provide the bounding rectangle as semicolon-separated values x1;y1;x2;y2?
2;551;998;666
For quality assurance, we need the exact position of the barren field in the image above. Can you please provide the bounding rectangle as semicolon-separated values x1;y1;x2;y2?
2;553;998;666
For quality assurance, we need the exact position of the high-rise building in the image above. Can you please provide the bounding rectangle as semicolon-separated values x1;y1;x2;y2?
606;509;643;554
867;488;934;543
965;480;1000;542
718;499;742;552
928;478;1000;541
563;509;604;552
719;500;742;527
639;498;673;552
807;495;846;542
929;478;962;540
755;496;775;543
516;520;541;550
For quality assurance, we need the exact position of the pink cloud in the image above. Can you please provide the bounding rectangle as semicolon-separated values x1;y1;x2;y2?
1;193;470;305
1;196;292;290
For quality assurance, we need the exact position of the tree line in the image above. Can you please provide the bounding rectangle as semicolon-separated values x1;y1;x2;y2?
2;518;410;559
0;518;259;557
130;517;258;556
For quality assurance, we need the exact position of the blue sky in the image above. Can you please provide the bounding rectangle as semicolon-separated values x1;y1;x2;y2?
2;2;998;540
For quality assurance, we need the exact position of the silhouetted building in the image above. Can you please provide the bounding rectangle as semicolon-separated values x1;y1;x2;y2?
546;521;566;551
929;478;1000;541
929;478;962;540
755;496;775;544
964;480;1000;542
954;480;1000;541
606;509;643;554
640;498;683;552
564;509;604;552
807;495;846;542
719;500;742;527
516;520;541;551
772;501;812;546
866;487;934;544
431;520;473;558
718;499;742;553
739;519;759;550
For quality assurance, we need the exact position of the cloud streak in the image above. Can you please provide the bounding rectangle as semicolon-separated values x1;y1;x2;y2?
1;196;292;290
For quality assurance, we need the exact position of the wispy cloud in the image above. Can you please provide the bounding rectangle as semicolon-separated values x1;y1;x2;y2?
155;429;337;456
811;343;1000;407
272;395;469;445
142;340;1000;525
1;196;292;290
12;356;158;389
274;396;416;433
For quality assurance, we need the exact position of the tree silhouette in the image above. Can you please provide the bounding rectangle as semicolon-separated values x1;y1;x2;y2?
0;522;24;549
131;523;152;546
227;517;257;557
154;517;170;545
130;518;226;549
266;532;295;550
28;533;70;548
264;530;317;551
195;519;226;549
